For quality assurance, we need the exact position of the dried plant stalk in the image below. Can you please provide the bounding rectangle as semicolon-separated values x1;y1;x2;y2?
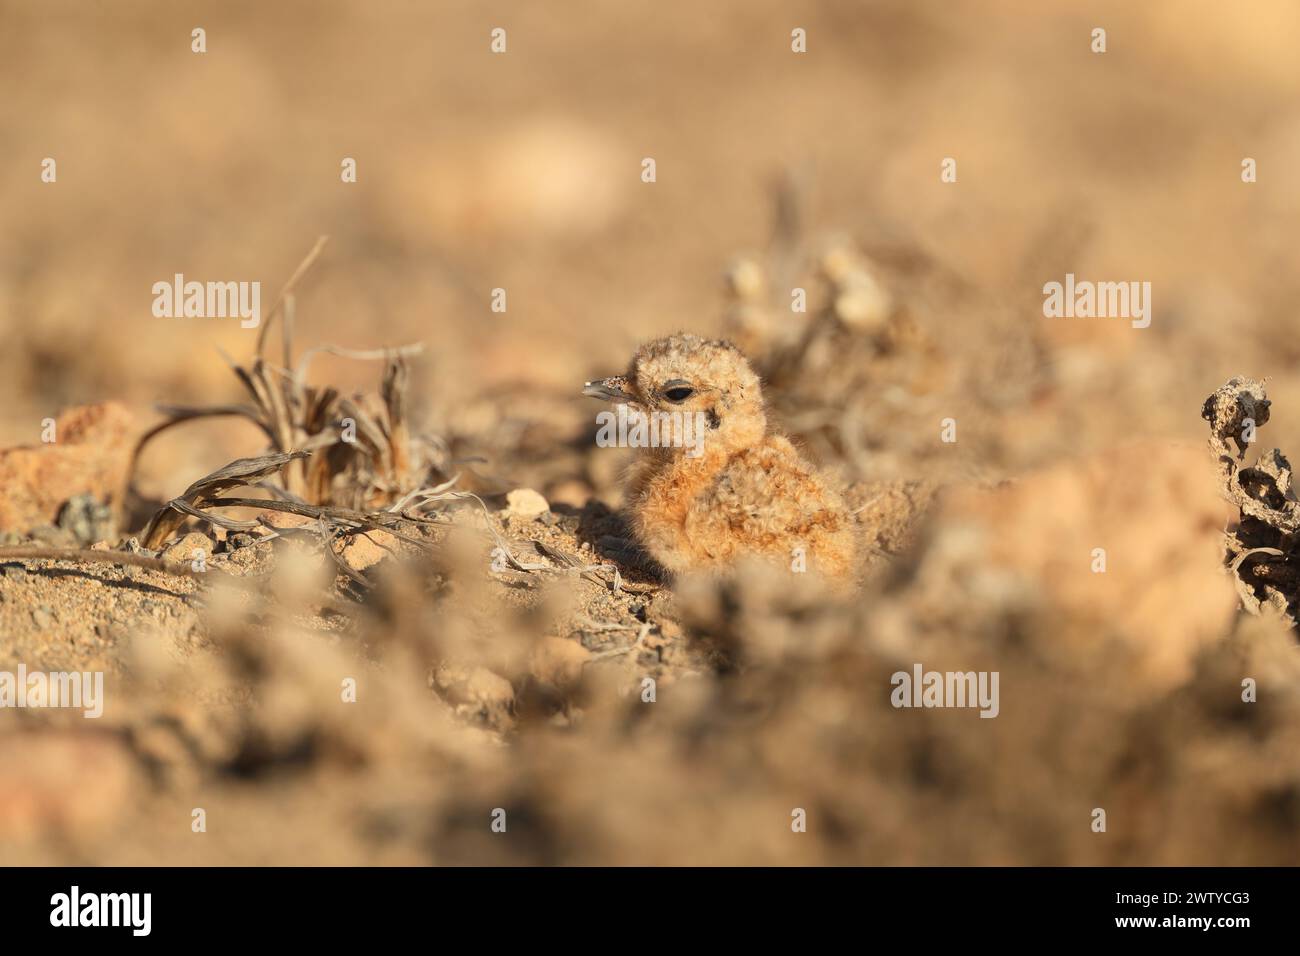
122;240;451;542
141;452;309;550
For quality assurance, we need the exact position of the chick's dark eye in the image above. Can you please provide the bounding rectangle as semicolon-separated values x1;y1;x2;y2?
663;386;695;403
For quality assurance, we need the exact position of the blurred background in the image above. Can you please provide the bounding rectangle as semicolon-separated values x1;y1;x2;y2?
5;0;1300;492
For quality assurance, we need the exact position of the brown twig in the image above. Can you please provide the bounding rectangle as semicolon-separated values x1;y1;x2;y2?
255;235;329;360
0;546;217;581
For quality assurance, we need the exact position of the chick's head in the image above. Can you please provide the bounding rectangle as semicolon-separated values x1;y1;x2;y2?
584;334;767;455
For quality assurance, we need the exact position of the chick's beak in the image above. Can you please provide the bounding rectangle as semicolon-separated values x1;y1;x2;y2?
583;375;633;404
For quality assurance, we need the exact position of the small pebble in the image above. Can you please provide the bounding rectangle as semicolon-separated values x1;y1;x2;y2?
161;532;215;566
505;488;550;519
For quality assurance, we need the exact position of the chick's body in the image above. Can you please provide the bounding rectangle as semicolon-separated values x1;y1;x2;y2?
585;334;856;579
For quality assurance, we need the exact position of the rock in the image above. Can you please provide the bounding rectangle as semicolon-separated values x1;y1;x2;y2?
505;488;549;519
161;531;215;566
56;493;114;545
833;271;892;332
32;606;54;628
262;511;315;530
340;531;399;571
0;402;137;535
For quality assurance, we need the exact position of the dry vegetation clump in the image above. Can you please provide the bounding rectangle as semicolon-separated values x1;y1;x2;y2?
125;240;453;533
718;189;1050;489
1204;376;1300;622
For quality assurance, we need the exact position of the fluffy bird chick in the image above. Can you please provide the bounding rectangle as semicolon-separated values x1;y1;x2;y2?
584;333;857;580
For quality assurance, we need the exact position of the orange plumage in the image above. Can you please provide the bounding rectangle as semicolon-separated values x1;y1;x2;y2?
584;334;856;580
